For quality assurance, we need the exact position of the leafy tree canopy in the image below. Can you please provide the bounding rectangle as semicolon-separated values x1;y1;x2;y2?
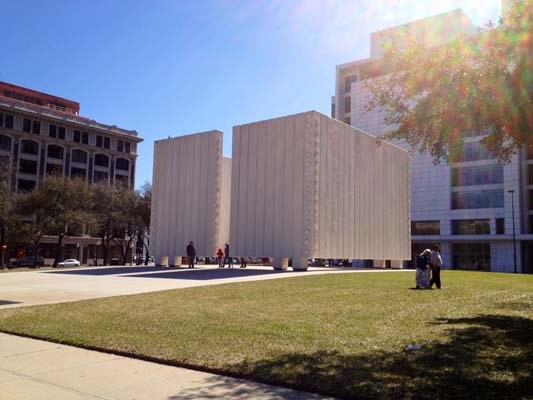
365;0;533;163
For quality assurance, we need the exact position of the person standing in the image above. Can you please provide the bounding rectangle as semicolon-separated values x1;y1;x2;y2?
416;249;431;289
186;241;196;269
429;244;443;289
240;257;247;268
223;243;233;268
216;248;224;268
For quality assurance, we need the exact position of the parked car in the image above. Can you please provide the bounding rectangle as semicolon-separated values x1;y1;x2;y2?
9;256;45;268
57;259;81;268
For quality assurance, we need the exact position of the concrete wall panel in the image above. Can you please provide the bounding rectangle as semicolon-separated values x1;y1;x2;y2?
151;131;230;263
230;111;410;262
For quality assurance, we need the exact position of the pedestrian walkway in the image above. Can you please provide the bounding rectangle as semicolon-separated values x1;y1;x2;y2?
0;265;407;309
0;333;331;400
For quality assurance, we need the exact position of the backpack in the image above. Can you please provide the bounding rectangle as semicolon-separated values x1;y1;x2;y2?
416;254;428;270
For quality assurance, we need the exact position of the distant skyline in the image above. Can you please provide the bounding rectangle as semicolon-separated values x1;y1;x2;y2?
0;0;501;188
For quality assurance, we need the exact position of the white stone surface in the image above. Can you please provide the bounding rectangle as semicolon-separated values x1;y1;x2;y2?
230;111;410;267
0;333;330;400
151;131;230;264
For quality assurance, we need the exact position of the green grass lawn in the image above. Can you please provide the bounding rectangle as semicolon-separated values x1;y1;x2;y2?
0;271;532;399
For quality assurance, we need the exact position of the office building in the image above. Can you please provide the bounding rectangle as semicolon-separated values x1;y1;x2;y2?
332;6;532;272
0;81;143;264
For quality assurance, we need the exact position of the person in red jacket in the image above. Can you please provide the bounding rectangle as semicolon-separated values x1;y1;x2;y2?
216;248;224;268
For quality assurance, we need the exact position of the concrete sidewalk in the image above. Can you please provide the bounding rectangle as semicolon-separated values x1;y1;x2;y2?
0;333;332;400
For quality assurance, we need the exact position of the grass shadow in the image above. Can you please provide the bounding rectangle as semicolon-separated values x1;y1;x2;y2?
228;314;533;399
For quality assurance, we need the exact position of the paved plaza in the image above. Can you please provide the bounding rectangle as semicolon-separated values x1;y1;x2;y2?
0;265;407;309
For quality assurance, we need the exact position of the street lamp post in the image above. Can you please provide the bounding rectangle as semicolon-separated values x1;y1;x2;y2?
508;190;517;274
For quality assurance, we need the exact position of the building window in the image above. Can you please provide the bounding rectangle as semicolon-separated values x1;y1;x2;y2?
17;179;36;192
344;116;351;125
47;145;64;160
73;130;81;143
114;174;129;186
94;154;109;167
344;75;358;92
3;114;14;129
529;190;533;211
93;171;108;182
82;132;89;145
71;167;86;179
58;126;65;140
96;135;103;147
452;189;504;209
46;163;62;175
0;134;11;151
496;218;505;234
452;142;493;162
20;140;39;155
452;243;490;270
464;129;488;138
0;155;9;168
22;119;41;134
451;164;503;187
104;137;110;149
49;124;57;138
527;164;533;186
18;159;38;175
411;221;440;235
115;158;129;171
452;219;490;235
117;140;124;152
71;149;87;164
125;142;131;153
344;97;351;113
331;103;335;118
530;215;533;234
23;118;31;132
32;120;41;134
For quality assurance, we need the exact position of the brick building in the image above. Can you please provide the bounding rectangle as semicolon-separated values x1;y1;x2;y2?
0;81;143;264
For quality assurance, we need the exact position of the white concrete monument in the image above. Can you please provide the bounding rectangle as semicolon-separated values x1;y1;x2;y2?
150;131;231;266
230;111;410;270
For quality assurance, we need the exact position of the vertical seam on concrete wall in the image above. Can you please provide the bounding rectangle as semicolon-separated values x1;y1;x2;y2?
313;115;319;256
230;127;240;254
260;122;267;256
150;141;159;259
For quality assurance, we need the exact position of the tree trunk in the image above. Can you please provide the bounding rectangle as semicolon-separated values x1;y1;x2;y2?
0;223;5;268
53;233;66;267
100;236;108;266
122;245;129;265
33;239;41;268
106;239;111;266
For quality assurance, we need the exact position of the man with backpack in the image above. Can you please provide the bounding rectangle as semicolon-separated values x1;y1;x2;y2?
429;244;443;289
222;243;233;268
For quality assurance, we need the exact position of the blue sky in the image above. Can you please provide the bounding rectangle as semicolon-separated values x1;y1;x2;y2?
0;0;501;188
